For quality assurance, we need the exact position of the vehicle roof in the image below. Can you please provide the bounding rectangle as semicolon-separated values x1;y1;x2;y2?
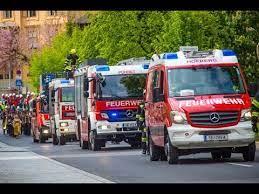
149;49;238;68
48;78;74;89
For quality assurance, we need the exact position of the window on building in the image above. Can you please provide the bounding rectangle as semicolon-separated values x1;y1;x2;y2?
5;70;13;79
48;10;58;16
0;74;3;80
3;11;12;19
27;11;36;18
27;28;39;49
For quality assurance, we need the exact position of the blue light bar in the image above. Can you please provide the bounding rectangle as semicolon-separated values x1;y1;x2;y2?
222;50;236;56
60;80;70;84
142;64;149;69
95;65;110;72
111;112;117;117
163;53;178;59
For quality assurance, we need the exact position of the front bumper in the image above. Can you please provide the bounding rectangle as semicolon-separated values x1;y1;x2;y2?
168;121;255;149
95;120;141;137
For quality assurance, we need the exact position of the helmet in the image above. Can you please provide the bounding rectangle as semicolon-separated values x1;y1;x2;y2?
12;93;15;96
19;94;23;98
16;95;19;97
31;92;35;96
70;49;76;54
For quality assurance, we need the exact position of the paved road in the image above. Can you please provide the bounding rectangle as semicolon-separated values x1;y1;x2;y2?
0;130;259;183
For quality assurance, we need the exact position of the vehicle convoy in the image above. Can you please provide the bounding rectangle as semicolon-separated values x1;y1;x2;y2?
74;58;149;150
145;48;256;164
31;73;55;143
49;77;76;145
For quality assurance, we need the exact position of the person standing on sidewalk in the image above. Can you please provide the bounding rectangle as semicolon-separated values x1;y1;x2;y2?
251;81;259;133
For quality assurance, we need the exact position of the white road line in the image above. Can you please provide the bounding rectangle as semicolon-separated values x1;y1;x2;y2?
227;163;254;167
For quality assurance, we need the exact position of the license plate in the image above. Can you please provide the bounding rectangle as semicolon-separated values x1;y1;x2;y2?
123;123;137;128
204;134;228;141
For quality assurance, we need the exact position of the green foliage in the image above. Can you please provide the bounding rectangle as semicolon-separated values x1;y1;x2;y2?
29;11;259;91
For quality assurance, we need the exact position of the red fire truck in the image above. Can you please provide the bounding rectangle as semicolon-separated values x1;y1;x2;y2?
74;58;149;151
145;48;256;164
31;96;51;143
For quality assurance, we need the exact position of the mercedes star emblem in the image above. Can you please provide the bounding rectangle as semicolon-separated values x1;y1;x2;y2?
210;112;220;123
126;110;134;118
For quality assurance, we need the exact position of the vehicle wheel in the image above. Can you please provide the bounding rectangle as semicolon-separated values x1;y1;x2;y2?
33;133;39;143
59;135;66;145
160;149;167;161
52;134;59;145
81;137;88;149
39;133;45;143
243;142;256;162
221;151;231;159
211;152;222;160
90;130;101;151
165;134;179;164
149;134;160;161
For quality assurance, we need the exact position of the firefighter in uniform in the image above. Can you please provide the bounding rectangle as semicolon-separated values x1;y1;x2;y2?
64;49;82;79
251;81;259;134
136;101;148;154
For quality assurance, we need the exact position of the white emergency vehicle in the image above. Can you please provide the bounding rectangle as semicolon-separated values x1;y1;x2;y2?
49;78;76;145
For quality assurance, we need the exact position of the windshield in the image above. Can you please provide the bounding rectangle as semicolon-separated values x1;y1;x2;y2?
168;65;245;97
61;87;75;102
98;74;146;100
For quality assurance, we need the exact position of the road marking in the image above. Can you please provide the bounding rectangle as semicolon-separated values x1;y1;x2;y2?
227;163;253;167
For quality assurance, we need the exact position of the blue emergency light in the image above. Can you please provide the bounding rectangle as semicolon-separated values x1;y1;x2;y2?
111;112;118;117
222;50;236;56
60;80;70;84
95;65;110;72
142;64;149;69
163;53;178;59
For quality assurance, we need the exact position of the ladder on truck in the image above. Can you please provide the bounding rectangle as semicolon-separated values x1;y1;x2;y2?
116;57;150;66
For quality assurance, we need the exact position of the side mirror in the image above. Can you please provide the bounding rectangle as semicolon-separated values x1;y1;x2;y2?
96;73;105;84
84;77;89;91
248;82;257;97
153;87;165;102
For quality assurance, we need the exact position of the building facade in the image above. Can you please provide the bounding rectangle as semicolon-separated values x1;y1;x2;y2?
0;11;86;95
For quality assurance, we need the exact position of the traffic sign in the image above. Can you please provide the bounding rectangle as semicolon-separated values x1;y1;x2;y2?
16;79;23;87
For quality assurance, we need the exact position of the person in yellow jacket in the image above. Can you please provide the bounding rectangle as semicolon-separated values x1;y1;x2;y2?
13;114;21;138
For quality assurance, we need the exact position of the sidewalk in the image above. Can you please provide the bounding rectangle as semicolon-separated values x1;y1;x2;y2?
0;142;113;183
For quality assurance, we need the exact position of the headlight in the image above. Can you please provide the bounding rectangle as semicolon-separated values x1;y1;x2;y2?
43;129;49;134
100;113;109;119
64;128;69;132
98;125;112;130
170;111;187;124
240;109;251;121
60;122;68;127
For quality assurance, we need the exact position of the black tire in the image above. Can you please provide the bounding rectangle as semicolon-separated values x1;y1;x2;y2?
33;133;39;143
160;149;168;161
90;130;101;151
221;151;231;159
59;135;66;145
52;134;59;145
149;134;160;161
165;134;179;164
211;152;222;160
39;132;45;143
81;137;88;149
243;142;256;162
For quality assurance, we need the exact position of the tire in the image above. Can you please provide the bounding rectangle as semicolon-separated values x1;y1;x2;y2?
160;150;168;161
90;130;101;151
149;134;160;161
59;135;66;145
52;134;59;145
211;152;222;160
81;137;88;149
221;151;231;159
39;132;45;143
33;133;39;143
165;134;179;164
243;142;256;162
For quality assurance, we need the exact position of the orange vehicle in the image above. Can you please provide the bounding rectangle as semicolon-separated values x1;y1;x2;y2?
31;96;51;143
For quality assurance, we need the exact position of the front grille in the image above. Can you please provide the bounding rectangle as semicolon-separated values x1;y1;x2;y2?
103;109;137;122
189;111;239;126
